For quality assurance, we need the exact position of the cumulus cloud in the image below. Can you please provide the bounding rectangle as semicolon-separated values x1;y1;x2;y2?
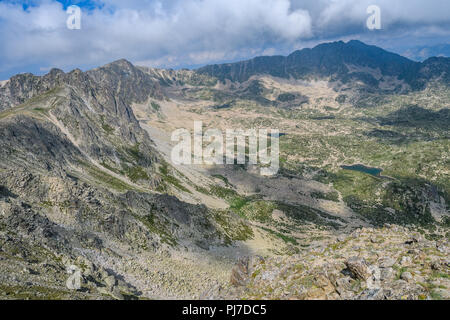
0;0;312;74
0;0;449;78
308;0;450;35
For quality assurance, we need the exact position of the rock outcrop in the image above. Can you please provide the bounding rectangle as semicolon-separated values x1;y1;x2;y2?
218;226;449;300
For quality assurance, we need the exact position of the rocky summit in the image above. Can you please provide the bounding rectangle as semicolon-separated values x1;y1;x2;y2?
0;40;448;300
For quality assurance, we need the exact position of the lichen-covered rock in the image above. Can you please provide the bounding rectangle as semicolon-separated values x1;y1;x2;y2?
345;257;371;281
230;257;250;287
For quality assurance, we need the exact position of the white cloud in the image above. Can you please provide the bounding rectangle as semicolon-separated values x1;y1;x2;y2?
0;0;449;77
0;0;312;73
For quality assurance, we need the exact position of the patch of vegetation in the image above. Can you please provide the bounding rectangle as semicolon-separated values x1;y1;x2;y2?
260;226;298;245
0;87;62;119
99;115;115;135
100;162;123;175
252;269;261;278
39;201;54;208
335;94;347;104
33;107;47;113
194;185;212;195
277;93;296;102
431;271;449;280
328;169;382;201
417;280;445;300
211;174;232;186
212;101;233;110
125;166;149;183
158;162;191;193
310;115;336;120
125;143;144;163
102;123;115;134
0;284;74;300
229;197;252;212
81;162;134;192
134;212;178;247
214;210;254;245
430;290;444;300
276;202;343;228
209;185;239;199
150;102;161;111
239;201;276;223
208;185;264;218
317;168;436;227
311;191;340;202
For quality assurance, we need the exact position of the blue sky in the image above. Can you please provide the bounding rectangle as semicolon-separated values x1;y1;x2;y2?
20;0;101;10
0;0;449;79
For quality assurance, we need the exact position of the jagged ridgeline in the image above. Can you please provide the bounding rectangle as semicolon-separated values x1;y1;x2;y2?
0;59;251;299
197;40;450;91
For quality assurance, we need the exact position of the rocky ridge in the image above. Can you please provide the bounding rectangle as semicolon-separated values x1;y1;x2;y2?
220;226;449;300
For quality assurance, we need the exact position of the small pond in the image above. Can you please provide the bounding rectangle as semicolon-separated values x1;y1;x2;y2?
341;164;383;177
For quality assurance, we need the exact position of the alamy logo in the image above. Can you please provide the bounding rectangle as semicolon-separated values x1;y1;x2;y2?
367;5;381;30
66;265;82;290
66;5;81;30
171;122;280;176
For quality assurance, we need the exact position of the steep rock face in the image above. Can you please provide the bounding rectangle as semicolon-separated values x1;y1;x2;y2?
121;191;226;248
0;60;165;112
0;115;84;172
138;66;218;87
0;59;247;299
0;60;166;187
0;58;231;250
0;68;94;112
0;69;63;112
87;59;165;105
0;193;143;300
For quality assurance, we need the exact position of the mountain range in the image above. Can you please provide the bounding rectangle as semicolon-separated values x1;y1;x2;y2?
197;40;450;90
0;40;448;300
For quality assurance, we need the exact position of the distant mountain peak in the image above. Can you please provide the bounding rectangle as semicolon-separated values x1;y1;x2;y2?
196;40;449;91
104;58;135;69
